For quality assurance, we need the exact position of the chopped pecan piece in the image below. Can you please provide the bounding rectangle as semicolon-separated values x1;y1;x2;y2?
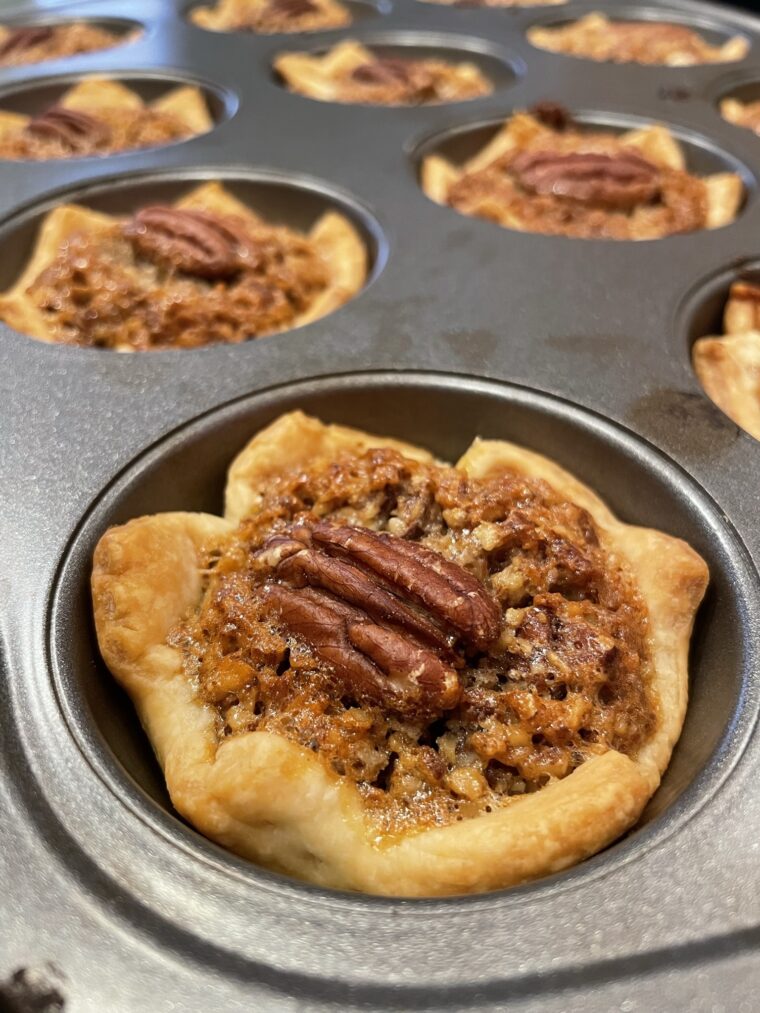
351;58;413;86
529;102;573;132
268;0;318;17
512;150;661;210
257;520;501;717
124;207;255;279
0;25;54;58
27;105;111;151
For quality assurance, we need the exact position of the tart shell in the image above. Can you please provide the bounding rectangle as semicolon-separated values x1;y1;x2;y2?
92;412;708;896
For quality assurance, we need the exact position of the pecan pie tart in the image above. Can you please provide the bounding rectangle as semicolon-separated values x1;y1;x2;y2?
721;97;760;137
528;13;748;66
693;279;760;441
422;106;743;240
0;79;212;162
0;22;138;67
190;0;350;35
92;411;708;895
0;182;366;350
276;41;491;106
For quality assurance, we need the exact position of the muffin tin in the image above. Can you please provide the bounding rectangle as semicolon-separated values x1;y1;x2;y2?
1;0;759;1009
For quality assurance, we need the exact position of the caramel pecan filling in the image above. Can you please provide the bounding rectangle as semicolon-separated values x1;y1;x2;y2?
24;204;330;350
177;448;656;836
0;101;196;161
445;111;707;239
223;0;350;34
335;56;488;105
0;23;128;67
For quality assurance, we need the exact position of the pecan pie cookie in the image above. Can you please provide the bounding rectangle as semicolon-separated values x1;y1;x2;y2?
190;0;350;35
92;411;708;895
422;106;743;240
0;22;138;67
0;182;366;350
0;79;212;162
276;41;492;105
528;13;748;66
693;279;760;441
721;97;760;137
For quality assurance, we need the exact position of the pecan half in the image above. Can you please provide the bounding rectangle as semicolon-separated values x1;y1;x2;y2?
258;521;501;717
268;0;318;17
0;25;54;58
512;150;661;210
27;105;111;151
124;207;255;279
351;58;412;87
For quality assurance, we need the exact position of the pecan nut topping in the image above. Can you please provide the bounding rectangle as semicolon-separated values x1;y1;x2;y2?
268;0;318;17
27;105;111;151
351;58;413;87
0;25;54;58
124;207;256;280
258;521;501;718
512;150;661;210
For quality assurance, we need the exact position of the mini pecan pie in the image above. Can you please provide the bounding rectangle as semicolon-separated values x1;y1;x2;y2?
92;410;707;895
190;0;350;35
275;40;492;106
0;21;138;67
721;97;760;137
423;0;566;8
0;79;212;162
422;107;743;240
693;279;760;441
0;182;366;350
528;14;748;66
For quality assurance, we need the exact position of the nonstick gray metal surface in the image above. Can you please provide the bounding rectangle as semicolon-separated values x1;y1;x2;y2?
1;0;759;1010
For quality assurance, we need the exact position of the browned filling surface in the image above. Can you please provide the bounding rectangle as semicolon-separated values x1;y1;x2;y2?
310;56;490;106
445;111;707;240
0;104;199;161
532;18;739;65
25;205;330;350
176;448;657;838
0;23;130;67
206;0;350;34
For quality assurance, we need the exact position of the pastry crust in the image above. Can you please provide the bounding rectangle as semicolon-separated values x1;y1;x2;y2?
275;40;492;105
528;13;748;66
190;0;350;34
421;111;743;238
0;181;367;347
92;411;708;896
0;77;213;159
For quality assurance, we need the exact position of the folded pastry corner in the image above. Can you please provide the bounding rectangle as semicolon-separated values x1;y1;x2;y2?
0;77;213;161
92;411;708;896
528;13;748;66
421;107;743;240
275;40;492;105
0;182;367;349
721;97;760;137
693;279;760;441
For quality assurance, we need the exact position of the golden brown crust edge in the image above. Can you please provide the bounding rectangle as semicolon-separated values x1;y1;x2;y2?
693;331;760;441
92;412;708;896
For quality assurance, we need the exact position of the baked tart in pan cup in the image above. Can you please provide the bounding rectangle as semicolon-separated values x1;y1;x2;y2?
275;40;492;105
0;182;366;350
721;97;760;137
0;22;139;68
528;14;748;66
190;0;351;35
693;279;760;441
421;106;744;240
0;78;213;162
91;411;708;896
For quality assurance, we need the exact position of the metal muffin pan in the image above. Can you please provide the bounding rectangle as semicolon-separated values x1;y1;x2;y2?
1;0;759;1010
